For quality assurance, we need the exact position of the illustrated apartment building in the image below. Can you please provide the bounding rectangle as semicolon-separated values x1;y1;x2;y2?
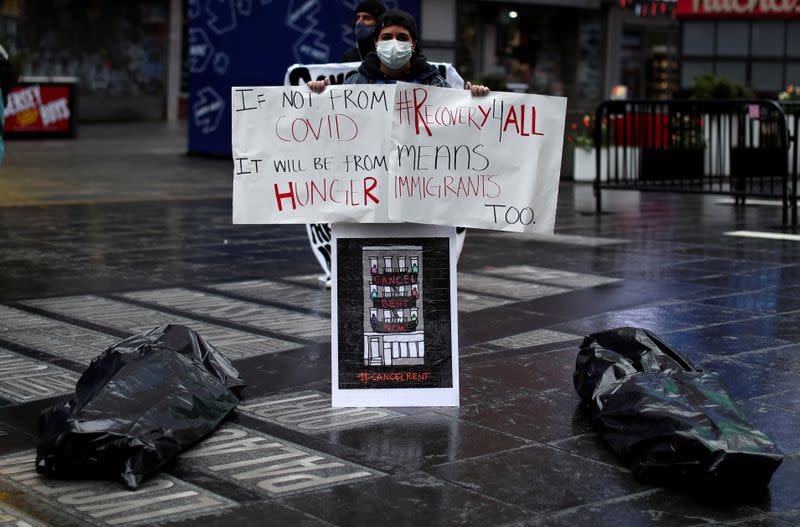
362;246;424;366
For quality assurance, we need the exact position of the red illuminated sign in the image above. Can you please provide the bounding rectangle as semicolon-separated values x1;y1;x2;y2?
676;0;800;18
4;84;74;134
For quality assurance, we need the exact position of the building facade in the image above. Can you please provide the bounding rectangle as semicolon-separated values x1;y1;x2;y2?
677;0;800;95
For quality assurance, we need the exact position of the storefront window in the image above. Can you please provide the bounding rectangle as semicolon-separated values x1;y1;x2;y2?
621;32;642;97
787;63;800;85
683;22;714;55
682;20;798;95
681;60;713;88
715;61;747;84
456;2;583;99
18;1;167;97
716;23;749;57
751;22;784;58
752;62;784;91
576;17;602;101
788;23;800;58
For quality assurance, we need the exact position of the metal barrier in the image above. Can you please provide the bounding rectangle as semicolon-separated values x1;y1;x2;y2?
594;99;795;227
781;101;800;226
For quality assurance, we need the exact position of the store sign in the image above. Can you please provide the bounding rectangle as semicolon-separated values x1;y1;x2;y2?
3;84;73;134
231;83;566;233
676;0;800;17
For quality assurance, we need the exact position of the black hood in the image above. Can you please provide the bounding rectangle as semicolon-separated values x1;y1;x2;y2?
358;53;439;83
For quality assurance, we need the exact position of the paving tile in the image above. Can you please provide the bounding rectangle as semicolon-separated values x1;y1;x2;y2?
487;329;582;350
698;292;800;315
0;451;237;527
462;348;578;393
458;272;570;300
207;279;331;315
693;358;800;401
732;345;800;377
737;400;800;456
436;389;592;443
716;516;800;527
281;470;538;526
230;354;330;401
556;302;759;337
547;433;626;470
486;232;630;247
661;323;794;361
179;423;382;498
457;291;515;313
236;390;404;434
458;373;514;407
541;488;763;526
429;444;649;514
0;423;36;457
0;305;118;365
120;288;330;340
20;295;299;359
159;501;331;527
757;456;800;514
317;411;531;470
0;348;79;403
752;388;800;415
0;503;51;527
772;513;800;527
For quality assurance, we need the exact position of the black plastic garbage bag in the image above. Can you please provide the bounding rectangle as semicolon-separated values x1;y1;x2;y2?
36;324;245;490
574;327;783;490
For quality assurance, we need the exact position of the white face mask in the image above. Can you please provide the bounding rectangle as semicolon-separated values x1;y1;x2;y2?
375;39;413;70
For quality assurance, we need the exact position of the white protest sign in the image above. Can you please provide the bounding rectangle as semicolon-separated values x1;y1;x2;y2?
232;85;396;224
388;82;567;233
232;84;566;232
284;62;465;89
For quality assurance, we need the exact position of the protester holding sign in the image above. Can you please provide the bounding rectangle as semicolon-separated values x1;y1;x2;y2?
341;1;386;63
307;10;488;260
308;10;489;96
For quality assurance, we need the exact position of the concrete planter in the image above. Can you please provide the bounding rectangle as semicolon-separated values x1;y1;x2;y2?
574;147;598;182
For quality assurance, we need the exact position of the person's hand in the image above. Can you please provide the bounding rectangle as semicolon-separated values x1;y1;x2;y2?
307;79;330;94
466;81;490;96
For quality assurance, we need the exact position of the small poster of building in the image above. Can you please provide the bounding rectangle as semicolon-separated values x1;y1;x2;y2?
331;224;459;407
364;246;424;367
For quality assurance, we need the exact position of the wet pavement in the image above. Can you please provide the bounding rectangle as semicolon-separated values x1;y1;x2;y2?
0;124;799;526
